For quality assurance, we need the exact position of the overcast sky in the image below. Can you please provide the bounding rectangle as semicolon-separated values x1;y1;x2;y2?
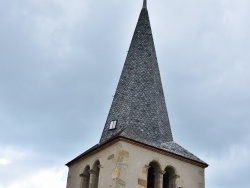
0;0;249;187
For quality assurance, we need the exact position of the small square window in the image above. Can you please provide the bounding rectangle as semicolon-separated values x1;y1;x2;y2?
109;121;117;130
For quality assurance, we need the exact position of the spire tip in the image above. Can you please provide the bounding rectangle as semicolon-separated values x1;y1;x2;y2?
143;0;147;8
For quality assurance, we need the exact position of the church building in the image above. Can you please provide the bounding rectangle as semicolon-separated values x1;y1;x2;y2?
66;1;208;188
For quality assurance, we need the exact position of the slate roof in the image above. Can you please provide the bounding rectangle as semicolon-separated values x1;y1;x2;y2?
67;1;208;167
100;3;173;145
98;2;207;165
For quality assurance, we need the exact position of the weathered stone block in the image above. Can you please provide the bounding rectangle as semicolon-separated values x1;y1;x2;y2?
118;150;129;158
138;178;147;187
108;154;115;160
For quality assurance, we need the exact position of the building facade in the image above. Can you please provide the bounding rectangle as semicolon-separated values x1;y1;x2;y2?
66;1;208;188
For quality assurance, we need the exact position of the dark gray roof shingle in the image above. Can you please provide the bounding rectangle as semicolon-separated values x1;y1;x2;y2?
67;2;208;167
100;6;173;145
98;5;207;165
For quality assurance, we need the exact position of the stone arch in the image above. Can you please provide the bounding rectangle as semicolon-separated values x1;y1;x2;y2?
80;165;90;188
163;166;177;188
147;161;162;188
89;160;101;188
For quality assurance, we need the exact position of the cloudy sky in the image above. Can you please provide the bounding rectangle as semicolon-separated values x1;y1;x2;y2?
0;0;249;187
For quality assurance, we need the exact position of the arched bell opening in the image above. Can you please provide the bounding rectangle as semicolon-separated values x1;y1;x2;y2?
80;165;90;188
163;166;176;188
147;161;161;188
90;160;101;188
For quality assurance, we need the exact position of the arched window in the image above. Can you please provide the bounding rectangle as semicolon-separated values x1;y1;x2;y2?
163;166;176;188
90;160;100;188
80;165;90;188
147;161;161;188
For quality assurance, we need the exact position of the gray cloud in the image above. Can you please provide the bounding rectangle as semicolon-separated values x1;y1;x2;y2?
0;0;249;187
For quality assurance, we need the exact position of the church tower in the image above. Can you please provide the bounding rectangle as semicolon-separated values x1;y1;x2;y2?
66;1;208;188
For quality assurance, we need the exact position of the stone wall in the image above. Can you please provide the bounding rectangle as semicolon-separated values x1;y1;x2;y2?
66;140;205;188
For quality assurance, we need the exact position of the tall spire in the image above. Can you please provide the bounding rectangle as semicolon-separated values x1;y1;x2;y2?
143;0;147;9
66;1;208;168
100;2;173;146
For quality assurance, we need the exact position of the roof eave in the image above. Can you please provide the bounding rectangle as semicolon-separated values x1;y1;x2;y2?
66;136;208;168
